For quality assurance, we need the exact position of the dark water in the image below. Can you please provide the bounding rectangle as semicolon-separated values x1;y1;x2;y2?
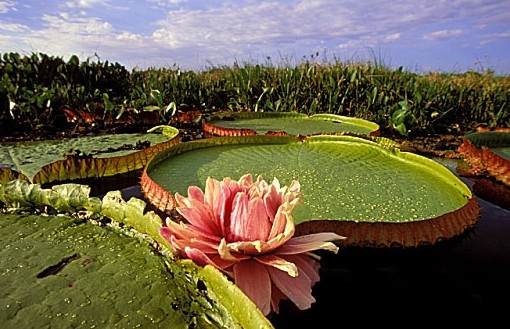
113;173;510;327
271;182;510;327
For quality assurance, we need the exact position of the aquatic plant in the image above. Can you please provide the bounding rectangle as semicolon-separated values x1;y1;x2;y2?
160;174;344;315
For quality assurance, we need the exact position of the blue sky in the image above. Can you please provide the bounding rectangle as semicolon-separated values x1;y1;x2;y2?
1;0;509;74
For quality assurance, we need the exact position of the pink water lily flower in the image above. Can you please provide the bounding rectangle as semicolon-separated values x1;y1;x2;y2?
160;174;345;315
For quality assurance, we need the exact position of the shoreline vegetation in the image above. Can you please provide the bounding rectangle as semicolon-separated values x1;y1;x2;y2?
1;52;508;143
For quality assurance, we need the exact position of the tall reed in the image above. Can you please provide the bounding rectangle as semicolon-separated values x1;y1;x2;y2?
2;52;508;136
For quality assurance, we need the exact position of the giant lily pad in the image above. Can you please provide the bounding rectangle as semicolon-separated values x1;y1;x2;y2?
203;111;380;137
0;126;180;185
0;180;273;328
141;134;479;247
457;131;510;186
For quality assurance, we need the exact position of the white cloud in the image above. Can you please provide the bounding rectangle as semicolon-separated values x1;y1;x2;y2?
41;13;113;36
1;0;509;72
423;29;463;41
0;0;15;13
0;22;28;32
489;31;510;39
116;31;142;41
480;30;510;45
148;0;188;6
65;0;109;8
385;33;401;42
149;0;501;56
151;2;348;50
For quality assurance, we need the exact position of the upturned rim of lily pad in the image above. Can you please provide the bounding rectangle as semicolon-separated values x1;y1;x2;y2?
457;131;510;186
141;134;480;248
203;111;380;137
0;125;180;185
0;180;274;328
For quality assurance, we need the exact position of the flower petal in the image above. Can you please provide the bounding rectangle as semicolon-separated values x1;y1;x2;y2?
237;173;254;188
183;246;214;267
287;179;300;194
255;254;298;277
163;218;220;244
217;179;237;236
233;260;272;316
277;232;345;255
160;219;222;254
271;255;320;313
187;185;204;203
228;192;249;241
290;232;346;244
218;238;251;262
267;259;316;311
165;232;218;257
271;208;290;238
269;283;287;314
203;176;219;205
228;240;269;255
263;182;283;222
251;198;273;241
284;254;320;286
228;192;272;242
208;255;238;274
204;177;230;231
175;197;221;237
267;207;295;243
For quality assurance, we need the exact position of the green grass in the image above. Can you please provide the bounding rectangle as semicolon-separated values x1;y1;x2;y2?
1;52;509;137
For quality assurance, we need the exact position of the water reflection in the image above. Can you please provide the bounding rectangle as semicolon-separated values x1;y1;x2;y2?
271;196;510;327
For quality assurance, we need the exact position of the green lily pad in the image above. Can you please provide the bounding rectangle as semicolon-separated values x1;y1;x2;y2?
0;126;180;185
0;181;273;329
204;112;380;136
0;213;272;329
141;134;479;247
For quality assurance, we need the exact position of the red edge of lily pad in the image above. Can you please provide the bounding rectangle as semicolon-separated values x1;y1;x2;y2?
457;139;510;187
0;168;30;184
295;197;480;248
141;168;178;213
202;116;380;137
31;133;181;185
140;136;481;248
142;160;480;247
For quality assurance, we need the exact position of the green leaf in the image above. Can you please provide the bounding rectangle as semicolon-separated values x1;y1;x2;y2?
0;180;101;212
390;107;408;125
142;134;478;247
0;213;272;328
100;190;126;222
205;112;380;136
398;99;411;111
0;128;180;184
393;122;408;136
0;182;273;328
0;179;42;208
44;183;98;212
150;89;163;107
165;101;177;117
102;93;114;113
100;191;173;251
